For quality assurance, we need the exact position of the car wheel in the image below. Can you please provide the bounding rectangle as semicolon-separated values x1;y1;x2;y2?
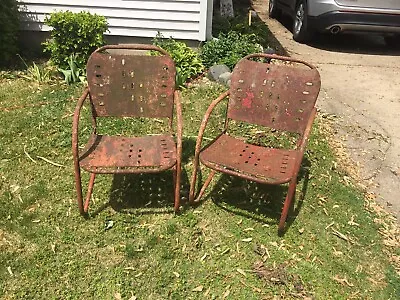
269;0;281;18
384;35;400;47
292;0;313;43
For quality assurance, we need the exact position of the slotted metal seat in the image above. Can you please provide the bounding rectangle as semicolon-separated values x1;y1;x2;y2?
189;53;321;233
72;44;182;215
200;134;297;183
79;134;177;172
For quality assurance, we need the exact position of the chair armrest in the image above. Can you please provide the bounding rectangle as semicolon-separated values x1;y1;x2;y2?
293;107;317;177
174;90;183;161
72;88;90;162
189;90;230;202
298;107;317;154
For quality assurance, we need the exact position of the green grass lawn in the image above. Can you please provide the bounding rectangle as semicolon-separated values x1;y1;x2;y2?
0;77;399;299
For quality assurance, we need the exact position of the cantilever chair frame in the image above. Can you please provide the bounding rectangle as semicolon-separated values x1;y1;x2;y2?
72;44;182;216
189;53;321;232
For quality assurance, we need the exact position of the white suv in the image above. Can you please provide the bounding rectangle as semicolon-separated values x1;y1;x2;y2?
268;0;400;45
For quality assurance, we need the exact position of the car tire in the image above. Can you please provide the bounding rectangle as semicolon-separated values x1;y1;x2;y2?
269;0;281;18
292;0;313;43
384;35;400;47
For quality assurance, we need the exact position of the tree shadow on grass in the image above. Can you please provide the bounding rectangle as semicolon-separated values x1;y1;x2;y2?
197;157;311;234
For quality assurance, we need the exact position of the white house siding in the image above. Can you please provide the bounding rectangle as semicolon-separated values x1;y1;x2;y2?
18;0;213;41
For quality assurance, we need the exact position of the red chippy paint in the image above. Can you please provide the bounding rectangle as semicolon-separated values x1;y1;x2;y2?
242;91;254;108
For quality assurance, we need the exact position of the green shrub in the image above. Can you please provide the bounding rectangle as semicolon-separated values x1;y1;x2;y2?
152;34;204;88
0;0;20;66
43;11;108;68
200;31;262;69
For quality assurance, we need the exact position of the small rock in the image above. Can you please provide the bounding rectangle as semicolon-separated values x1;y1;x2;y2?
264;47;276;55
207;64;230;81
218;72;232;86
263;47;276;63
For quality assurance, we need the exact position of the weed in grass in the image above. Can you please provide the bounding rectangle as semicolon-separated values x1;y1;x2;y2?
146;233;160;249
180;212;199;228
165;221;178;235
125;243;139;259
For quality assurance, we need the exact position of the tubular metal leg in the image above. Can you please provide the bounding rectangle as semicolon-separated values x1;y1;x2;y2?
83;173;96;213
278;178;297;232
195;170;216;202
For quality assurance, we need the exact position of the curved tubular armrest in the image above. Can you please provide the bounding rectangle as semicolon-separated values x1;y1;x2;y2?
293;107;317;176
94;44;169;56
174;90;183;161
243;53;317;70
189;90;230;202
298;107;317;153
72;88;90;163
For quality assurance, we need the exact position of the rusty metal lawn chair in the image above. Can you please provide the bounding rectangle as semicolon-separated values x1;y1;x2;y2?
189;53;321;232
72;44;182;215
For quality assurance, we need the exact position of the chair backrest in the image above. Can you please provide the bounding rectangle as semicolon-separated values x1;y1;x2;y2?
86;44;176;118
228;54;321;134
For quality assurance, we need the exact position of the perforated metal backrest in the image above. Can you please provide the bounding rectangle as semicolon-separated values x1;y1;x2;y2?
86;46;176;118
228;57;321;134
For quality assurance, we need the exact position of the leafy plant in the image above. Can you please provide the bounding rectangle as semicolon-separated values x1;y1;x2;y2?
43;11;108;69
17;55;52;84
59;54;86;84
25;63;52;83
212;13;272;47
152;33;204;88
200;31;262;69
0;0;19;66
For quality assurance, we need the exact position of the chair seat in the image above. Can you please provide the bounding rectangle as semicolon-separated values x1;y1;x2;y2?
79;134;176;173
200;134;298;184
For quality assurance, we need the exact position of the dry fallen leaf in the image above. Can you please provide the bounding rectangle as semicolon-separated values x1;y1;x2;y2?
332;229;349;242
348;215;360;227
243;227;254;231
222;289;230;298
7;266;13;276
192;285;204;292
236;268;246;277
241;238;252;242
200;253;208;261
333;275;354;287
325;222;335;230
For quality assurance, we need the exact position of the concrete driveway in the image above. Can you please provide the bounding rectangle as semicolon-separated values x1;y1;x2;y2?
253;1;400;222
